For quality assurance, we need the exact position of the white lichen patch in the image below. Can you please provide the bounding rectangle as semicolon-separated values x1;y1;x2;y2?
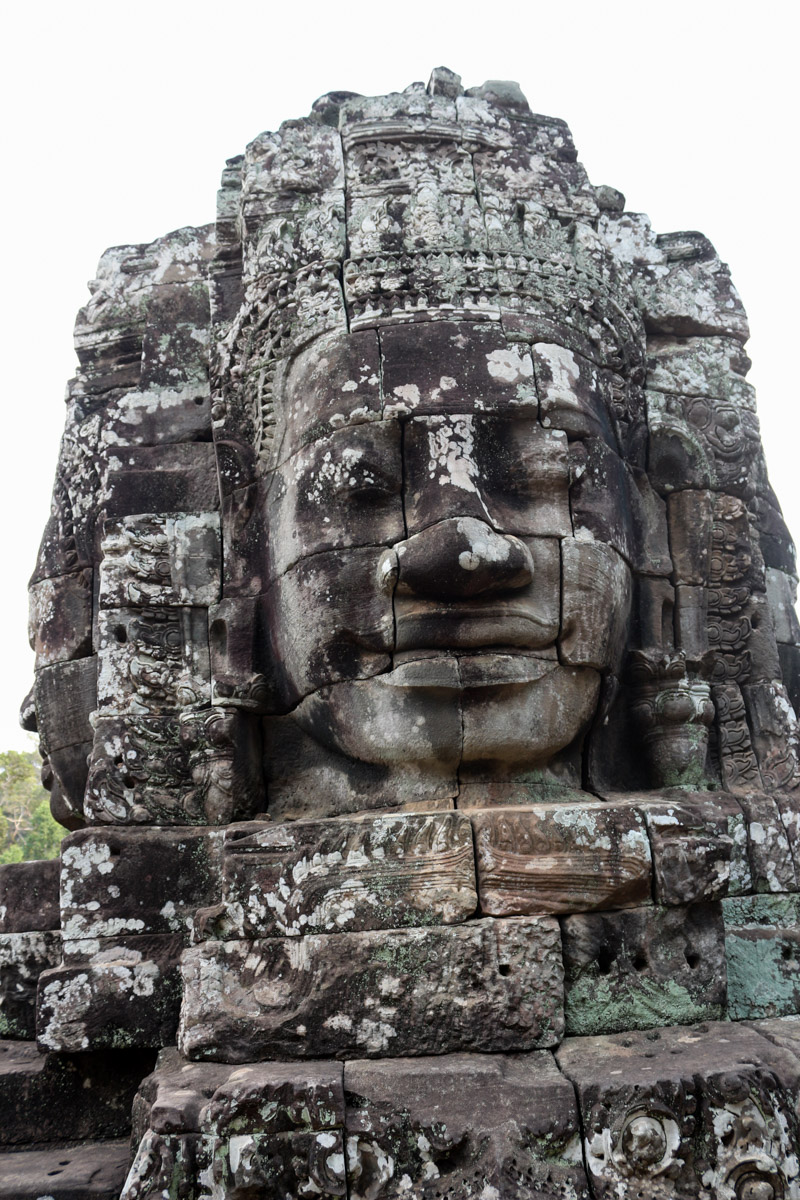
485;346;533;384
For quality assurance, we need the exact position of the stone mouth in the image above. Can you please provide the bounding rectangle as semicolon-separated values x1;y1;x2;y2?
394;604;555;654
385;651;558;690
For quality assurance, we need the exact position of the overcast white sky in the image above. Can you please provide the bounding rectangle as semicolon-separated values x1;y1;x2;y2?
0;0;797;751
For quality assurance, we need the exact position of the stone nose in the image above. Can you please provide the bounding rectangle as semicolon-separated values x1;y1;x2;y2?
392;517;534;599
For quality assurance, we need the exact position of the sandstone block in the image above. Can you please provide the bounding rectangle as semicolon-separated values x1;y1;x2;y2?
179;918;564;1062
37;933;182;1053
273;328;381;454
60;826;224;941
640;795;737;905
0;1039;155;1148
569;436;671;574
472;802;651;917
532;341;618;445
86;709;265;826
736;790;798;892
556;1020;800;1200
0;1140;132;1200
268;421;404;580
99;512;221;607
96;606;211;716
723;894;800;1020
34;657;96;753
637;236;750;341
561;903;726;1035
209;594;275;709
560;538;632;669
102;383;211;447
667;488;713;584
0;859;59;934
220;812;477;936
27;569;93;667
219;483;269;591
126;1058;347;1199
100;442;220;518
267;548;394;705
0;931;61;1039
381;321;536;417
344;1052;589;1199
646;335;753;404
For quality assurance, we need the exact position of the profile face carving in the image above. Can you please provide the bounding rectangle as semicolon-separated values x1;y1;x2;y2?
262;320;632;787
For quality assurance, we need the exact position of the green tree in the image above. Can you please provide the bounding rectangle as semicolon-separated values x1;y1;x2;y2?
21;799;63;861
0;742;60;862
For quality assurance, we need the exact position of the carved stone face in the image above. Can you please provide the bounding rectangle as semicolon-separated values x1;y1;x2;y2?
263;320;633;797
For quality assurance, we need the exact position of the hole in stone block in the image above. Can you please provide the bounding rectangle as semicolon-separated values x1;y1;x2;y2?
498;963;511;976
114;625;128;644
597;946;616;975
781;944;793;961
632;953;648;972
685;950;700;969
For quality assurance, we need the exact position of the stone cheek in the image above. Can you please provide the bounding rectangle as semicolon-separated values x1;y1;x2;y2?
178;917;564;1062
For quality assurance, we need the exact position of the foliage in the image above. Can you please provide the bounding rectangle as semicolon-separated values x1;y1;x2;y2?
0;743;62;863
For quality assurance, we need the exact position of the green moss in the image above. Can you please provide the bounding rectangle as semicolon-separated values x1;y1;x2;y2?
726;931;800;1019
722;893;800;929
565;972;722;1036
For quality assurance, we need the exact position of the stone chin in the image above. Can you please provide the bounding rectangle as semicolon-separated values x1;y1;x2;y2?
290;654;601;775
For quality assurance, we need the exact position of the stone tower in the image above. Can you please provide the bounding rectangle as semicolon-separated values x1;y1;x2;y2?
2;69;799;1198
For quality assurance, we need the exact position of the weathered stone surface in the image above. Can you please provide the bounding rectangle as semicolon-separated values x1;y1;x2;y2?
269;422;403;581
99;512;221;607
86;708;264;825
0;859;59;934
561;903;726;1035
60;827;224;941
472;802;651;917
37;933;182;1052
0;931;61;1038
0;1140;132;1199
100;442;220;518
735;790;798;892
180;918;564;1061
381;321;536;417
560;538;632;669
123;1053;347;1199
345;1052;589;1199
218;812;477;936
102;383;212;448
640;794;738;905
96;606;211;715
533;341;617;444
557;1021;800;1200
34;657;96;753
667;487;713;584
0;1039;155;1147
28;569;93;667
403;415;570;538
723;894;800;1020
267;548;394;705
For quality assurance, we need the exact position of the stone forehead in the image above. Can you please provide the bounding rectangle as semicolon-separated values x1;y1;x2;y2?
271;321;625;457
